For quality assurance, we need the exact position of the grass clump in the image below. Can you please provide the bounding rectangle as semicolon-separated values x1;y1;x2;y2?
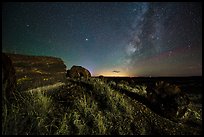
2;89;58;135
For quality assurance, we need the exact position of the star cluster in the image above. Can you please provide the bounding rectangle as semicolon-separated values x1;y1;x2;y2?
2;2;202;76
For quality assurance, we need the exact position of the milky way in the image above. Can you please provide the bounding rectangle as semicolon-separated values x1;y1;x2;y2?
2;2;202;76
123;2;202;76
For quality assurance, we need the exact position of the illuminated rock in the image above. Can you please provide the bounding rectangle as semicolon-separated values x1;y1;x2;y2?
6;53;67;91
66;65;91;79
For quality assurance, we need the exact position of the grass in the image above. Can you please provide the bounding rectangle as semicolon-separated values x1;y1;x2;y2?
2;77;202;135
17;76;32;85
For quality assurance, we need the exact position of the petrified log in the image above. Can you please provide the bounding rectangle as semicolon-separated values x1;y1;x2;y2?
6;53;67;91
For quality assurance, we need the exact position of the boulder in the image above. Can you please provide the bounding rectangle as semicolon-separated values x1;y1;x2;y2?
98;75;104;79
155;81;181;96
66;65;91;79
2;53;17;104
146;81;190;120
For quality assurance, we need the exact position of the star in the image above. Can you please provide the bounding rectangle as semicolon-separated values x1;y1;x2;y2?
26;24;30;27
168;51;173;56
85;38;88;41
133;8;137;12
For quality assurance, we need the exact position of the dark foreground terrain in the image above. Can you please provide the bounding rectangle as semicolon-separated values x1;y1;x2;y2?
104;76;202;104
2;53;202;135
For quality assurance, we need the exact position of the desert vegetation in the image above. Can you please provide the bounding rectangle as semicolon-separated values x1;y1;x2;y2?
2;76;202;135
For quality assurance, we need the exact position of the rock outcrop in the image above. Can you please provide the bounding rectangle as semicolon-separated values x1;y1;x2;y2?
66;65;91;79
6;53;67;91
2;53;17;104
146;81;190;120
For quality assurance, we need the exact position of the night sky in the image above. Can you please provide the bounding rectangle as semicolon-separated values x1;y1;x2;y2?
2;2;202;77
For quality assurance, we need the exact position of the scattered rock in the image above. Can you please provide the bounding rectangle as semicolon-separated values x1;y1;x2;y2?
66;65;91;79
155;81;181;96
146;81;190;120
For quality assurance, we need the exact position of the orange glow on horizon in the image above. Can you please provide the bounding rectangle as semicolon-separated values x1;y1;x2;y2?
93;70;134;77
